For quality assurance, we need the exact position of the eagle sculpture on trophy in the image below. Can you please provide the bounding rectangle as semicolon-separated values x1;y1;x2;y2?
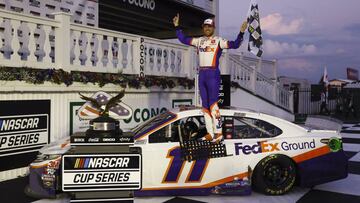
77;90;132;138
79;90;125;116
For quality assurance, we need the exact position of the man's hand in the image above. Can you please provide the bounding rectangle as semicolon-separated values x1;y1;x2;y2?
173;13;180;27
240;21;248;33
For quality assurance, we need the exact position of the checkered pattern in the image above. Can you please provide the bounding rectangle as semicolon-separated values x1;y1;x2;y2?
247;0;263;57
180;140;227;161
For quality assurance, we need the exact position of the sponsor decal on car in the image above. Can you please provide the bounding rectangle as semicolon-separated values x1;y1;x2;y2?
235;139;316;155
41;159;60;188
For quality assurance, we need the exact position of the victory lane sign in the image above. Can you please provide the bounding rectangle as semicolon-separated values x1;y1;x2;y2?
62;154;142;192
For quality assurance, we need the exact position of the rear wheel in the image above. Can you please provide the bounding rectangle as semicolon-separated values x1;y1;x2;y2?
252;154;296;195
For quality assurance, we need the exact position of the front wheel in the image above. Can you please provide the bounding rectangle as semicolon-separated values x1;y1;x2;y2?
252;154;296;195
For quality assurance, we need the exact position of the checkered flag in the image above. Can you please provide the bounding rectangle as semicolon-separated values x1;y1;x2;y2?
247;0;263;57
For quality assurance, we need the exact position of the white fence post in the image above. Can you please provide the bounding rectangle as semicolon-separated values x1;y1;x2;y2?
54;12;71;71
220;51;230;75
250;60;258;94
257;57;262;75
272;59;278;103
272;83;278;103
289;90;294;113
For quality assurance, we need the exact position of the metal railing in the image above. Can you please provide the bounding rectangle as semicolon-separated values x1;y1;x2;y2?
228;54;293;112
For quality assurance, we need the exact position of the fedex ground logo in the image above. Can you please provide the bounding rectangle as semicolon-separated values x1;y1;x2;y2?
62;154;141;192
235;139;316;155
235;141;280;155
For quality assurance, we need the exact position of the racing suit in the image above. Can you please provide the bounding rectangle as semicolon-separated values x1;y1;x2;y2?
176;28;244;141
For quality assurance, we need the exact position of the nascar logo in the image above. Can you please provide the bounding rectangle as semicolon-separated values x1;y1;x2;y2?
0;117;39;131
0;115;48;150
74;157;130;169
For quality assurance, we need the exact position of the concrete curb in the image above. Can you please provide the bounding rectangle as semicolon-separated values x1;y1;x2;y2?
305;115;343;132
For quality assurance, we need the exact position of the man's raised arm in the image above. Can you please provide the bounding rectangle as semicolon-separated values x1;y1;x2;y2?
173;13;196;46
222;21;248;49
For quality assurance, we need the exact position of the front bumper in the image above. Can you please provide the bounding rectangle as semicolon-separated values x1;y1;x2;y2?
297;150;348;187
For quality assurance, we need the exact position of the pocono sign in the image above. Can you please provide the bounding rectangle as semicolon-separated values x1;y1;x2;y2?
139;37;145;78
122;0;156;11
62;154;141;191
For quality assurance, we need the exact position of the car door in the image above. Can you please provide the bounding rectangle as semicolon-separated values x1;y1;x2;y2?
139;115;218;190
224;115;283;170
137;122;179;189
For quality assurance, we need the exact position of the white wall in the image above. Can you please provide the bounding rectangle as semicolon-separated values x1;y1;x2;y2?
231;88;294;122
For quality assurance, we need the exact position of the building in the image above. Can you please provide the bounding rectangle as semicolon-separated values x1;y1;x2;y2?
0;0;217;39
0;0;99;26
98;0;217;38
329;78;356;87
278;76;311;90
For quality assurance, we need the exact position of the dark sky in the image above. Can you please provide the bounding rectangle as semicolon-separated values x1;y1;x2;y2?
219;0;360;83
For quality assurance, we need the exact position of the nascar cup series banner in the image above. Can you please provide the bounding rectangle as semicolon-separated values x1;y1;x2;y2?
62;154;141;191
0;100;50;171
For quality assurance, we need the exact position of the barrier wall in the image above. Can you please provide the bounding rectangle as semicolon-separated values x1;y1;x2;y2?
231;88;294;122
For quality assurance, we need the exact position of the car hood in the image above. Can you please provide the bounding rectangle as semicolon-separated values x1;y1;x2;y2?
38;132;136;155
39;136;71;155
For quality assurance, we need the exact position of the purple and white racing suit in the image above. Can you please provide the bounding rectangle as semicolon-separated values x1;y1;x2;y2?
176;28;244;139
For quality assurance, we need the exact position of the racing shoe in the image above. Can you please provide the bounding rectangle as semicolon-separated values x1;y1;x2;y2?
212;133;223;143
199;133;213;141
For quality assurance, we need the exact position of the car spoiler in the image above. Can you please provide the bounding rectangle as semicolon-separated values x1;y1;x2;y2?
304;115;343;132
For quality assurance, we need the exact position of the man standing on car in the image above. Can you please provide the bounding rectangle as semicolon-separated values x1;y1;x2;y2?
173;13;247;142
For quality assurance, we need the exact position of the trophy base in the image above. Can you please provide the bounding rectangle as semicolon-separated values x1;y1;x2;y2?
71;131;134;145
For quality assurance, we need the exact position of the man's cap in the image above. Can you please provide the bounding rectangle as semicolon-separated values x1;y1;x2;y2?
203;18;215;27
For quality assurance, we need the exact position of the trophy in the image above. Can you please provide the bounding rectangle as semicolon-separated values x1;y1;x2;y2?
76;90;132;141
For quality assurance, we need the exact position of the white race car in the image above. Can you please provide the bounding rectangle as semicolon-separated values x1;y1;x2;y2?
27;106;348;197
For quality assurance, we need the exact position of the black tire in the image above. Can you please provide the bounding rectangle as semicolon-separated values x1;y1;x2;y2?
252;154;296;195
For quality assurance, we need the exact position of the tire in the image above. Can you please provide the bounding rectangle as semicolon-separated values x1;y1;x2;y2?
252;154;296;195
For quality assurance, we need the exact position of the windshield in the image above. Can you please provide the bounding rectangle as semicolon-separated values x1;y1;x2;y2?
132;111;176;138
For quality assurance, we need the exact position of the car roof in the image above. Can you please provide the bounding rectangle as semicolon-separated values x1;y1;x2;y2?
168;106;306;132
133;106;306;140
